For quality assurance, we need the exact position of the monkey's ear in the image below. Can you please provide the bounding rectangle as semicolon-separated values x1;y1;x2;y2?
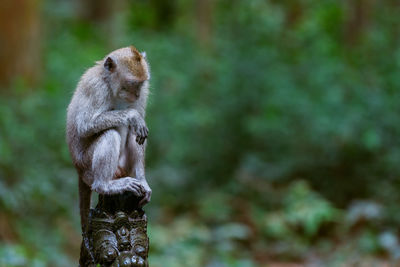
104;57;115;71
141;52;147;59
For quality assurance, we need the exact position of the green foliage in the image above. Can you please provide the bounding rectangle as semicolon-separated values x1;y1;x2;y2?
263;181;339;240
284;181;340;237
148;217;253;267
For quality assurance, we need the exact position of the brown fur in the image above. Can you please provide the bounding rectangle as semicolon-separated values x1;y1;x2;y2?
113;166;129;180
120;46;148;81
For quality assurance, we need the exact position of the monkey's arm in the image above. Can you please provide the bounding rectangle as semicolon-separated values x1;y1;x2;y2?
77;109;146;138
136;148;151;206
127;128;151;206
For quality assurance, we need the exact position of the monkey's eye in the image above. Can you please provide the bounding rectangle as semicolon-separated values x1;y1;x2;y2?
126;80;143;91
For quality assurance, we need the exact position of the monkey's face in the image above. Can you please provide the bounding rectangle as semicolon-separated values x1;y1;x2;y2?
104;46;150;102
118;78;148;102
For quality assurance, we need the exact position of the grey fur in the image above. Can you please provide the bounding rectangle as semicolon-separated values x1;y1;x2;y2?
66;47;152;258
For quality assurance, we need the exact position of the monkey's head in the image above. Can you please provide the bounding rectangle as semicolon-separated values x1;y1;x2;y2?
102;46;150;102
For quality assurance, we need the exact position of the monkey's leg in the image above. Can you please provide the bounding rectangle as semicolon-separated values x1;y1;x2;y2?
126;127;152;206
89;129;145;196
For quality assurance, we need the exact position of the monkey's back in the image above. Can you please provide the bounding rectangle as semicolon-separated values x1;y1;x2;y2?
66;65;109;169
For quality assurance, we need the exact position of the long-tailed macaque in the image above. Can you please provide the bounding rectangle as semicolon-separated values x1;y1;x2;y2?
66;46;151;263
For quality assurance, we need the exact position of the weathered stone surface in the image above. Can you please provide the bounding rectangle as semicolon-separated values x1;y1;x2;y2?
80;192;149;267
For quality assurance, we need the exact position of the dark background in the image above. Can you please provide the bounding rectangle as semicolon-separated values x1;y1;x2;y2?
1;0;400;266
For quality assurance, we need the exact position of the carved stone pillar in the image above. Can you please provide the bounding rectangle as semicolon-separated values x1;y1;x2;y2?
80;192;149;266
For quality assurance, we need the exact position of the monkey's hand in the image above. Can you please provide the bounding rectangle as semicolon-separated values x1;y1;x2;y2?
127;112;148;145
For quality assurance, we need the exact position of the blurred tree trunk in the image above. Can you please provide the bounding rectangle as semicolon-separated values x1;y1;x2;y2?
80;0;115;24
80;0;126;48
0;0;41;87
150;0;176;30
345;0;372;45
286;2;303;28
196;0;213;47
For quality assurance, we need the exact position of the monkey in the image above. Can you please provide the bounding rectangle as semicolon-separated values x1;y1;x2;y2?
66;46;151;264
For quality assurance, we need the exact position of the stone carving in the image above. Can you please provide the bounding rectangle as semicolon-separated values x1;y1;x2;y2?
80;192;149;267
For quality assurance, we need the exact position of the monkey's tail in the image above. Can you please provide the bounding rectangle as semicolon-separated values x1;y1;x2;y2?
79;176;92;233
78;176;94;265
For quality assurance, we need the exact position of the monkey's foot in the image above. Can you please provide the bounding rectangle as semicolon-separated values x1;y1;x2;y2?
92;177;144;197
122;177;146;197
139;189;151;207
137;180;151;207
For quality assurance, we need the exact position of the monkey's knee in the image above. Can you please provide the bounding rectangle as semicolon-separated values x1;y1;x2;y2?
97;129;121;151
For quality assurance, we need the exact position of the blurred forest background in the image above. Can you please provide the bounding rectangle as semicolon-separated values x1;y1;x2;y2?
1;0;400;266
